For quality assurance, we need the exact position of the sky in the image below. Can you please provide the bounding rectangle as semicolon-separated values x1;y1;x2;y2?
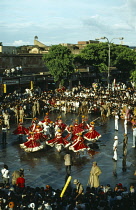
0;0;136;47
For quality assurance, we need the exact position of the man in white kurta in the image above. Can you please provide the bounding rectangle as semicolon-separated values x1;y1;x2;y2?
132;125;136;148
112;136;118;161
115;113;119;131
124;115;128;134
3;112;10;129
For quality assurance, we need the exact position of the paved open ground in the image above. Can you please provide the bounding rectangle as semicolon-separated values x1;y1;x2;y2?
0;112;136;191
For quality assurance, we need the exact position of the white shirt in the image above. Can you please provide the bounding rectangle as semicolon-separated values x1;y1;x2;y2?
115;114;119;121
1;168;9;178
43;124;50;135
113;140;118;150
133;127;136;136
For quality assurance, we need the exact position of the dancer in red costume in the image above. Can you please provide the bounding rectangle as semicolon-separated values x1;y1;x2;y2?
79;115;88;131
20;132;44;152
84;122;101;142
54;116;67;133
42;113;51;124
65;125;74;141
65;124;80;142
72;119;84;138
29;118;38;132
33;125;48;142
46;129;71;152
69;133;90;153
13;119;29;140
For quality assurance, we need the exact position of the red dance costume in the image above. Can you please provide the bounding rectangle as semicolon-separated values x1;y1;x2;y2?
29;122;37;132
13;123;29;135
69;135;90;152
20;134;44;152
84;125;101;142
79;118;89;131
46;131;71;152
72;123;84;135
65;125;78;142
41;114;51;124
55;119;67;133
33;127;48;142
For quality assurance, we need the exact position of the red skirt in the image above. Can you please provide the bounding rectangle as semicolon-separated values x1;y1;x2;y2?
84;130;101;141
46;136;71;148
13;125;29;135
72;126;84;135
69;139;90;152
20;139;43;152
34;132;48;141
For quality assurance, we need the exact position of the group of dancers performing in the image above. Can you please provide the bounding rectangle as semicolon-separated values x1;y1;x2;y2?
12;113;101;154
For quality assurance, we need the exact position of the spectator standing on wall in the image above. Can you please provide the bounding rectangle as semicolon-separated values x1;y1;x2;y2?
19;65;22;76
16;66;19;76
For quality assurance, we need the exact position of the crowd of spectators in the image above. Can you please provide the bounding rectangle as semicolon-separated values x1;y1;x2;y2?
3;66;22;77
0;180;136;209
0;82;136;209
0;82;135;125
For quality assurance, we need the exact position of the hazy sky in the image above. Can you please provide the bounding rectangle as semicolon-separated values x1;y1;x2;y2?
0;0;136;46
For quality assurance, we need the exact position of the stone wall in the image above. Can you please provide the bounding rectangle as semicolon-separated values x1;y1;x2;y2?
0;54;48;74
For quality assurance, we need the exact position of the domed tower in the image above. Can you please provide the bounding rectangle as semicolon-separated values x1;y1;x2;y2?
34;36;38;40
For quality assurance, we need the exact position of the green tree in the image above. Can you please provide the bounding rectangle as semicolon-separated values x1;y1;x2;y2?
114;46;136;76
43;45;74;87
78;43;109;73
75;43;136;82
130;70;136;87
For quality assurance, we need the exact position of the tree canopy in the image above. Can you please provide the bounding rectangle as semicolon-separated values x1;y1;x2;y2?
74;43;136;80
76;43;108;73
130;70;136;87
43;45;74;86
43;42;136;86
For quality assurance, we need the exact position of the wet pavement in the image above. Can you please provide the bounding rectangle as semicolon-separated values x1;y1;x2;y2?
0;112;136;191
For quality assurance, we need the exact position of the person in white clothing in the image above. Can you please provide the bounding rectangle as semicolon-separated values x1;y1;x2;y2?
132;124;136;148
64;152;72;175
1;164;10;186
115;113;119;131
19;107;24;123
36;100;40;115
112;136;118;161
42;121;51;138
124;115;128;134
3;111;10;129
